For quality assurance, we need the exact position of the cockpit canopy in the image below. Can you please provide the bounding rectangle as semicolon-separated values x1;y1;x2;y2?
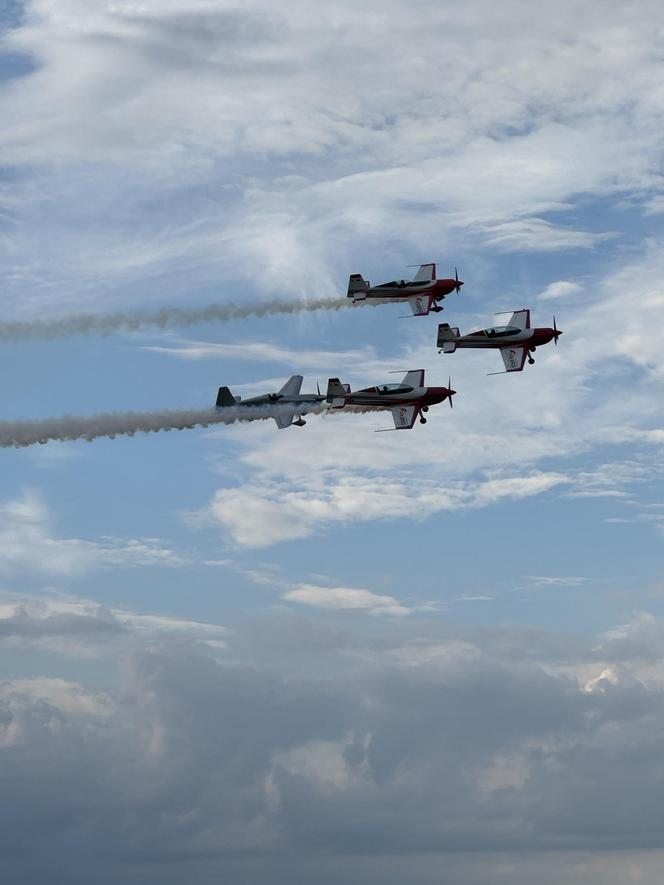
470;325;521;338
377;383;414;394
375;280;424;289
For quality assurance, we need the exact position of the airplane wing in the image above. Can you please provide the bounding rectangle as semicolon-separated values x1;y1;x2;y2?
391;403;420;429
407;295;433;316
277;375;304;397
273;414;294;429
413;263;436;282
500;346;528;372
508;309;530;330
401;370;425;388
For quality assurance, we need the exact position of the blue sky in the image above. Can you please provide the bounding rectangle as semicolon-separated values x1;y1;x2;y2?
1;2;664;883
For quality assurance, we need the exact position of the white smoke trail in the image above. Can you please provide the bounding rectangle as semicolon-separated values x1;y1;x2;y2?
0;403;328;449
0;296;360;341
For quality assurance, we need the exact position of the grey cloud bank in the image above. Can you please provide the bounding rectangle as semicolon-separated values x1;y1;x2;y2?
3;617;664;884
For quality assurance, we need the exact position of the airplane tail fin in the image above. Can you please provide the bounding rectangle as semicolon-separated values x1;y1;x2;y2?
277;375;304;397
347;273;369;299
437;323;460;353
216;386;238;407
326;377;349;406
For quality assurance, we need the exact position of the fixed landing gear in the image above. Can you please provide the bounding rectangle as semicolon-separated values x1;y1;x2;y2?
431;304;443;313
528;356;535;365
419;416;427;424
422;406;429;412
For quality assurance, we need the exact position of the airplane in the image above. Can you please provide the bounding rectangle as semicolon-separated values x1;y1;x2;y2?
215;375;324;428
325;369;456;431
437;309;562;374
347;262;463;316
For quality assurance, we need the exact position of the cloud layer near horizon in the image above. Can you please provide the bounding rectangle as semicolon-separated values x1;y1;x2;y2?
2;612;664;884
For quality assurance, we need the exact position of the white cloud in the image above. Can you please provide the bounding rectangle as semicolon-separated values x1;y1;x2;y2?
0;677;113;719
524;576;589;587
537;280;583;300
0;490;186;576
284;584;410;617
205;471;567;547
2;1;664;311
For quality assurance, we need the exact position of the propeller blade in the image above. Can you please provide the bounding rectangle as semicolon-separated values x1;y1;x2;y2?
454;266;462;294
317;381;321;395
448;376;455;408
553;315;559;345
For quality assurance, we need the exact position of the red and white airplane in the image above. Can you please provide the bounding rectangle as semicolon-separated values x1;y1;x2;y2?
326;369;456;430
437;310;561;373
347;263;463;316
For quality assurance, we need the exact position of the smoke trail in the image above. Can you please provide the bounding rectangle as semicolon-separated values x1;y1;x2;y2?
0;296;358;341
0;403;327;449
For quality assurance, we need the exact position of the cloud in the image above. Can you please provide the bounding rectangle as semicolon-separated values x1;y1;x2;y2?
0;593;229;657
2;614;664;882
204;471;567;547
537;280;583;300
2;0;664;312
524;576;589;587
284;584;410;617
0;490;186;576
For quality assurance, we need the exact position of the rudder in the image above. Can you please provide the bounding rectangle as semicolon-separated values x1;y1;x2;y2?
216;386;237;407
347;274;369;299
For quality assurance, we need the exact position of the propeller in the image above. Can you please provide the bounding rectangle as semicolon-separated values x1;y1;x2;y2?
317;381;321;395
447;376;456;408
454;267;463;295
553;315;562;345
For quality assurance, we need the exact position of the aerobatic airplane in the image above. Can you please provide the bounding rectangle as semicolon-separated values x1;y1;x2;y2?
347;263;463;316
325;369;456;430
438;309;563;375
215;375;324;428
437;310;561;373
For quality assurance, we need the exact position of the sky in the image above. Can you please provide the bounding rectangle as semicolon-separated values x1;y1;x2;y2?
1;1;664;882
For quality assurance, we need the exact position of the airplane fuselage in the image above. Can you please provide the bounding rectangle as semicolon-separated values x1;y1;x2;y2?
335;384;451;410
456;326;558;350
355;278;461;304
221;393;324;408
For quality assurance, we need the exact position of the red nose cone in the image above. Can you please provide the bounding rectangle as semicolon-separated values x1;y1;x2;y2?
448;389;457;397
